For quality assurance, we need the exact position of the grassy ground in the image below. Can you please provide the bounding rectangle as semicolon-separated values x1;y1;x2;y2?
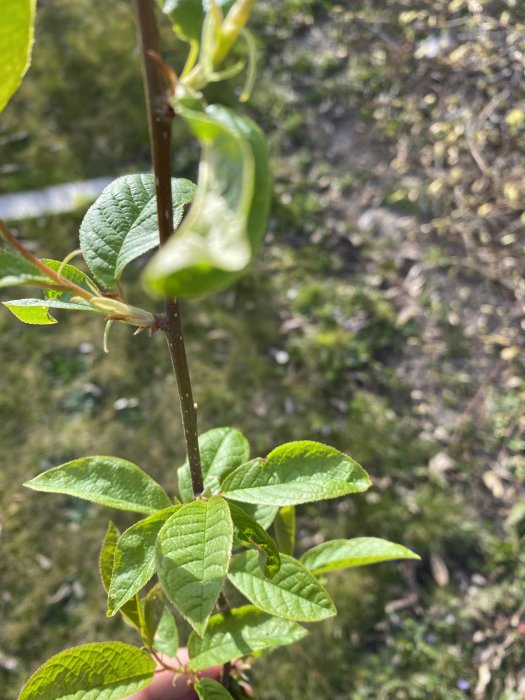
1;1;524;698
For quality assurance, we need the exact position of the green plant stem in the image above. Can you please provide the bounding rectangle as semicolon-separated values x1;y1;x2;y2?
133;0;204;498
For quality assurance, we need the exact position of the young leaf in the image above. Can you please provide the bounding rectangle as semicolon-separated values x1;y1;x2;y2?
3;298;95;325
228;501;280;578
156;496;233;636
25;456;172;513
178;426;250;502
153;608;180;656
143;105;271;299
0;248;49;288
194;678;235;700
222;441;371;506
42;259;99;300
100;522;142;631
188;605;307;670
0;0;36;113
274;506;295;556
141;586;180;656
239;503;279;531
107;506;180;616
18;642;155;700
158;0;235;43
228;551;336;622
300;537;420;576
79;174;195;289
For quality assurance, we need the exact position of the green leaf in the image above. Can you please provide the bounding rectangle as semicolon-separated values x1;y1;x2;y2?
156;496;233;636
79;174;195;289
194;678;234;700
222;441;371;506
0;248;49;288
99;522;142;631
143;105;271;299
178;426;250;502
0;0;36;113
42;259;98;300
18;642;155;700
228;551;336;622
228;501;280;578
25;456;172;513
107;507;180;616
239;503;279;531
188;605;307;670
158;0;235;43
141;586;180;656
274;506;296;556
300;537;420;576
3;297;95;325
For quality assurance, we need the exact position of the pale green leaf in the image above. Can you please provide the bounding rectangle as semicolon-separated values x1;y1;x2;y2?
80;175;195;289
153;608;180;656
156;496;233;636
18;642;155;700
222;441;371;506
25;456;172;513
143;105;270;299
99;522;142;631
0;248;49;288
228;501;280;578
158;0;234;43
178;426;250;502
274;506;295;556
228;551;336;622
300;537;420;575
0;0;36;113
239;503;279;530
139;585;180;656
188;605;307;671
194;678;234;700
3;297;95;325
108;507;180;616
42;259;98;300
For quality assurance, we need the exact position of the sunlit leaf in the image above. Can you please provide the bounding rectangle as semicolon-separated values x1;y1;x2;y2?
0;0;36;113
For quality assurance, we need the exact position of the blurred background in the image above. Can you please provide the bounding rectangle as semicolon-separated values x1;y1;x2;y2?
1;1;524;698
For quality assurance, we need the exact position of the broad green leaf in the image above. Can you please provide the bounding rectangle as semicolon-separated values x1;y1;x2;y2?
80;175;195;289
274;506;295;556
239;503;279;530
3;297;95;325
0;0;36;113
25;456;172;513
144;105;271;299
18;642;155;700
222;441;371;506
141;586;180;656
228;551;336;622
228;501;280;578
188;605;307;670
0;248;49;288
194;678;234;700
178;426;250;502
108;507;180;616
42;259;98;300
301;537;420;576
99;522;142;631
159;0;235;43
156;496;233;636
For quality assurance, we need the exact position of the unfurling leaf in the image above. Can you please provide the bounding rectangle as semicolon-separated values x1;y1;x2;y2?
3;297;95;325
301;537;420;576
107;507;180;616
80;174;195;289
25;456;172;513
143;104;270;299
228;551;336;622
188;605;307;670
156;496;233;636
158;0;235;43
99;522;142;631
178;426;250;502
274;506;295;556
18;642;155;700
228;501;280;578
222;441;371;506
141;586;180;656
194;678;235;700
0;0;36;113
42;259;98;300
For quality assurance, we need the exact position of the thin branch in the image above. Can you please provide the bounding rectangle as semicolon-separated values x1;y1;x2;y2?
133;0;204;497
